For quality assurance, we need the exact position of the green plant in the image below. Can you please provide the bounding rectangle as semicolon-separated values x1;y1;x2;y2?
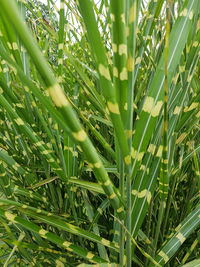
0;0;199;266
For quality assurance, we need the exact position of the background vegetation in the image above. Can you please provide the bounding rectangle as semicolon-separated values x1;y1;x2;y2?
0;0;199;266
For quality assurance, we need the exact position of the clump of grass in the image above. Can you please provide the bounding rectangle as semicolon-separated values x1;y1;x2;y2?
0;0;199;266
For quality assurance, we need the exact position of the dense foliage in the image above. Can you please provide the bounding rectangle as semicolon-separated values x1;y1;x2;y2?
0;0;199;266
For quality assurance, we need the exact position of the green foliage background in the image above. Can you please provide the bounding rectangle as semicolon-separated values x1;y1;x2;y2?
0;0;199;266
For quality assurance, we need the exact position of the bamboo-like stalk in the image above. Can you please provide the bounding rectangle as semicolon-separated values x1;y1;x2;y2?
153;0;170;254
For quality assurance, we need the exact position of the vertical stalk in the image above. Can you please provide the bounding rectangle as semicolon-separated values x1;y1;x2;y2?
119;157;125;266
109;1;128;263
126;1;138;265
110;0;128;124
58;0;65;81
127;0;137;144
126;171;132;267
153;0;170;253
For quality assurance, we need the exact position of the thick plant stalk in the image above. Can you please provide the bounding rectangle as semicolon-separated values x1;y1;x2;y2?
125;1;138;265
153;0;170;253
110;0;128;125
109;1;128;263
